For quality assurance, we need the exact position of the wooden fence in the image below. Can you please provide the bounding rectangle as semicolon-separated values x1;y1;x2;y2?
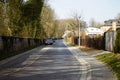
71;36;105;50
70;28;120;52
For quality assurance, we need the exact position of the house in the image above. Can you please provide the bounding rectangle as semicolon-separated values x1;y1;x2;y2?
101;19;120;32
84;27;104;37
103;19;120;52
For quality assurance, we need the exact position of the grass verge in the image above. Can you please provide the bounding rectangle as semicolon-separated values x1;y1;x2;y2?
96;53;120;80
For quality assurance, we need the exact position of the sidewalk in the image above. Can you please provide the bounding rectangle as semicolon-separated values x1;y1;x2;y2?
77;46;111;57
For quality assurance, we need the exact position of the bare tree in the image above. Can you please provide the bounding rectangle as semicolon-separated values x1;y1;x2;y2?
68;11;86;37
89;18;96;27
89;18;103;28
115;13;120;20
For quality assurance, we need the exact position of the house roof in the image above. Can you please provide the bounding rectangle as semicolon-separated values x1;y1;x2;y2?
104;19;120;26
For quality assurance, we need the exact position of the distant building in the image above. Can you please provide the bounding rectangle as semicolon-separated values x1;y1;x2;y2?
101;19;120;32
83;27;104;37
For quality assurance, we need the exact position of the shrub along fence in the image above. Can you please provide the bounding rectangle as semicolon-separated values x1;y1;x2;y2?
0;36;44;53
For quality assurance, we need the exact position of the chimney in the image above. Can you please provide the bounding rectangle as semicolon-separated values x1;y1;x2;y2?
112;21;117;31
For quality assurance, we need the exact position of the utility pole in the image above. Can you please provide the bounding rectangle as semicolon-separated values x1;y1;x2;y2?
78;17;81;46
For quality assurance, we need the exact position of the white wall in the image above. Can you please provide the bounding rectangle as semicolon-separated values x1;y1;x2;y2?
100;26;111;32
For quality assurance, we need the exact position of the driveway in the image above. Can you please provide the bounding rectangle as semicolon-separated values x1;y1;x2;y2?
0;40;115;80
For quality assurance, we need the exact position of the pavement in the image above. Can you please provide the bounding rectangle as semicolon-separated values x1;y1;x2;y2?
90;51;111;57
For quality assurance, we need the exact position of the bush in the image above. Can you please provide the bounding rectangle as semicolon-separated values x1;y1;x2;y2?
114;29;120;53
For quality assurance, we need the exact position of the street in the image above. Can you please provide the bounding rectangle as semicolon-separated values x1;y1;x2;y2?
0;40;115;80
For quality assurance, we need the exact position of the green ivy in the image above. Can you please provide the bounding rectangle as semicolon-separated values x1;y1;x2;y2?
114;29;120;53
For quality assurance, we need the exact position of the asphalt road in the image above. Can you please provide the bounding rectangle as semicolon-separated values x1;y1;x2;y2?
0;40;115;80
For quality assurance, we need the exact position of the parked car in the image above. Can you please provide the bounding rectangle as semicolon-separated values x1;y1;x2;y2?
51;38;55;42
44;38;54;45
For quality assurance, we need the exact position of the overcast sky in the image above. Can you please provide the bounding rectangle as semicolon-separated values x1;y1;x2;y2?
48;0;120;23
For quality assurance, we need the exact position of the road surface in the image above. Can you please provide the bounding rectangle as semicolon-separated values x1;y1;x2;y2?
0;40;115;80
